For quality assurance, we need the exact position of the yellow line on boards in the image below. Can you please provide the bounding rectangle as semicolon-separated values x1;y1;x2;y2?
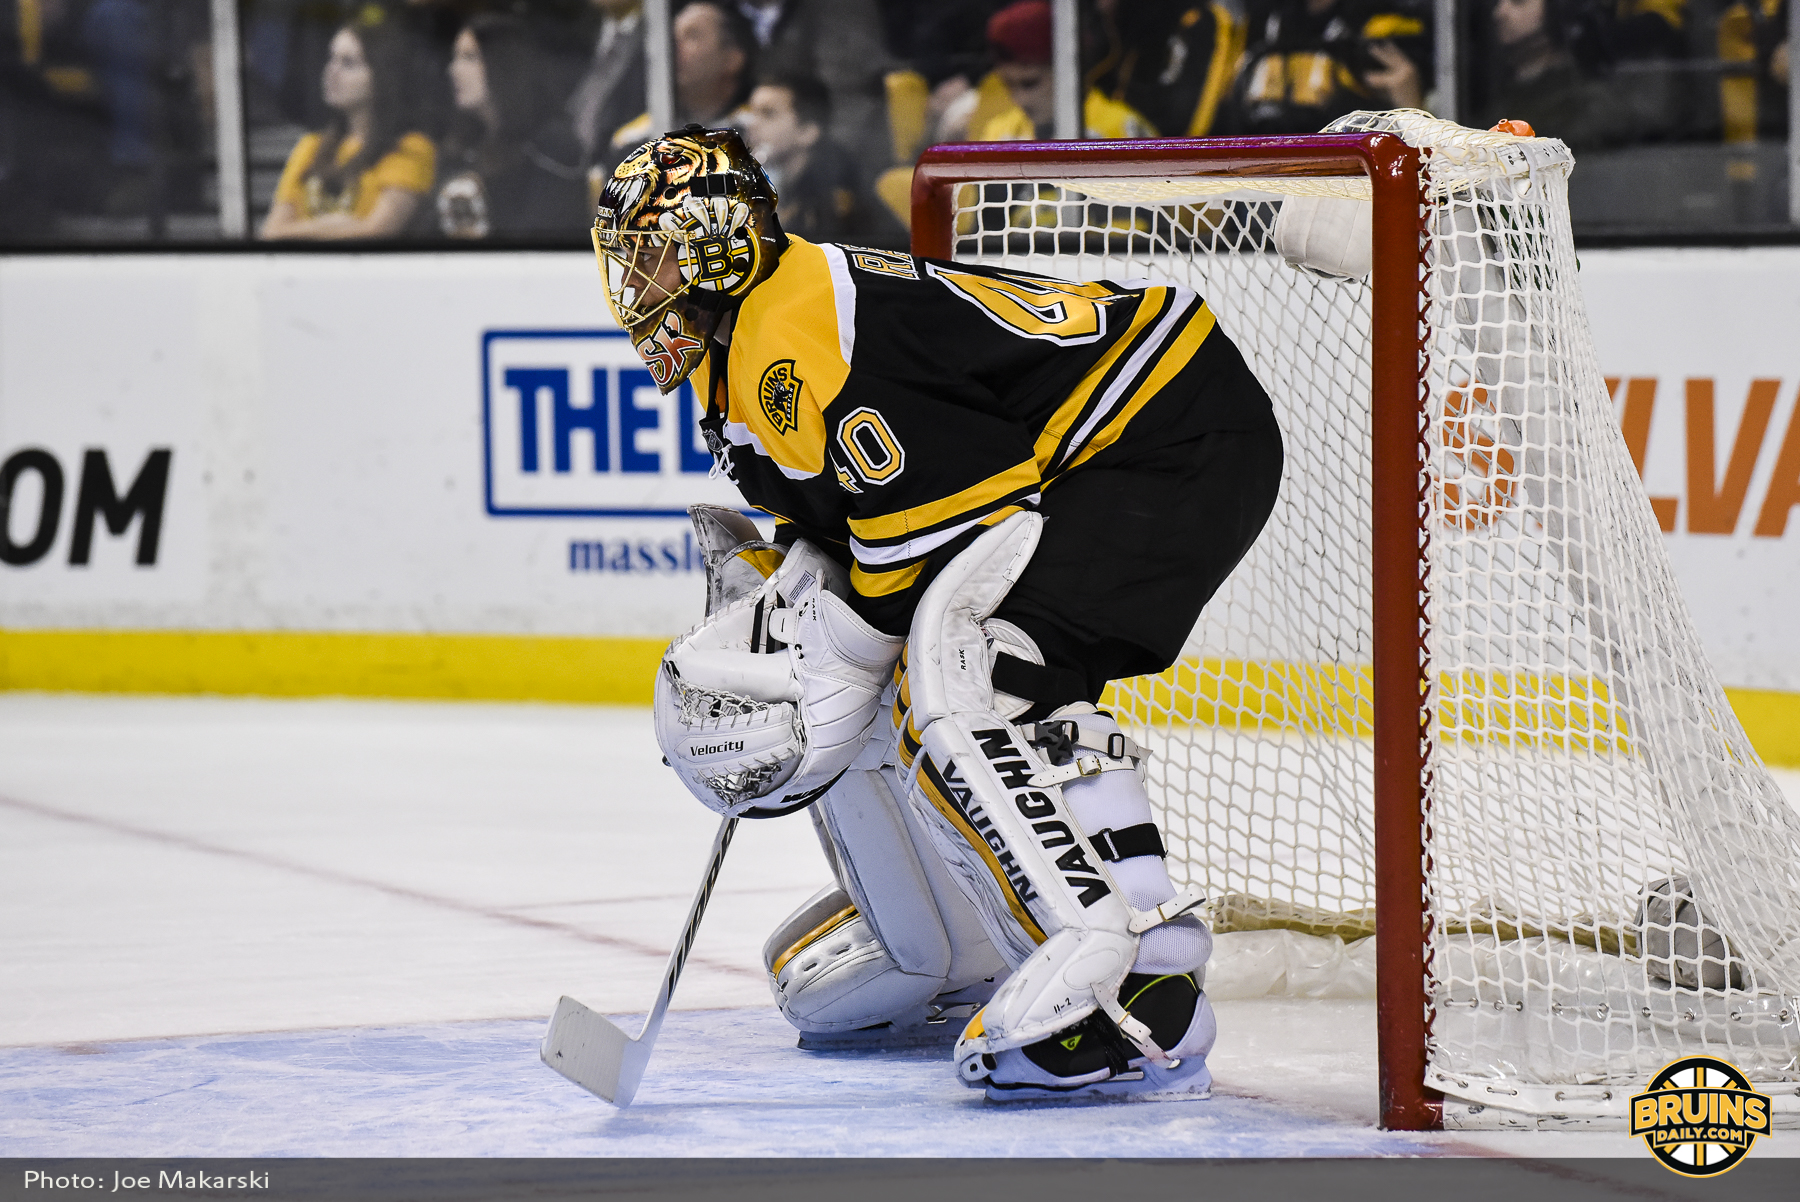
1726;688;1800;769
1;633;1795;768
0;629;668;705
1101;658;1800;768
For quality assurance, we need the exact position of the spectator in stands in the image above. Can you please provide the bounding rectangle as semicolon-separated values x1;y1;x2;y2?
391;0;482;146
1084;0;1246;137
743;70;907;246
1473;0;1634;149
261;15;435;239
81;0;213;220
1613;0;1684;60
80;1;157;201
873;0;997;169
241;0;463;137
1608;0;1683;140
1223;0;1430;135
1;0;108;240
605;1;753;156
734;0;893;179
435;14;587;241
1777;16;1791;86
878;0;1005;83
567;0;646;173
937;0;1156;141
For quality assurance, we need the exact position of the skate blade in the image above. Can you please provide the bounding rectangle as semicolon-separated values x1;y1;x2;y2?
984;1081;1213;1104
982;1064;1213;1104
798;1020;963;1051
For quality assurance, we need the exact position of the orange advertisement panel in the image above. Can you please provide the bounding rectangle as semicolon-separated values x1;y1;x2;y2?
1582;247;1800;695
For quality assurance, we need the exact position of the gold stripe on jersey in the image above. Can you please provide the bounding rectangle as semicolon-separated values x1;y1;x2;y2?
852;559;926;598
1055;292;1203;471
1031;289;1172;474
848;456;1039;546
891;664;912;729
850;504;1026;600
723;238;852;480
1061;303;1218;473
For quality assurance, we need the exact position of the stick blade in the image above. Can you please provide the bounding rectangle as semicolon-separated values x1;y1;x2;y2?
541;995;652;1107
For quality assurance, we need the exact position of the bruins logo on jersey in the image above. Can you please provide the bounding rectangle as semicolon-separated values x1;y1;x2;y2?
759;360;803;436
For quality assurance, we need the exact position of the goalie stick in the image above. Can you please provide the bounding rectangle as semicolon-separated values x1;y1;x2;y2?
540;813;739;1106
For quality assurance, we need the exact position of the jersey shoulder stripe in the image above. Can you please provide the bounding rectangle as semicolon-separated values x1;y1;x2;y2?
1061;301;1218;473
1031;287;1174;472
1057;287;1201;471
724;237;854;480
818;242;857;367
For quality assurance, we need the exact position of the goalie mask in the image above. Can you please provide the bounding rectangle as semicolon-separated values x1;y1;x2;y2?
593;125;784;393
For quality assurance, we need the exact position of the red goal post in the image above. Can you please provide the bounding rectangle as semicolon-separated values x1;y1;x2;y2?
910;133;1441;1131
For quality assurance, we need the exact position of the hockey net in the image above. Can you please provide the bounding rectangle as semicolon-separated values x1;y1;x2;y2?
914;111;1800;1128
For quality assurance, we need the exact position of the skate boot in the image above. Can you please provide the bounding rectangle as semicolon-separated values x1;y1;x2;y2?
958;971;1216;1101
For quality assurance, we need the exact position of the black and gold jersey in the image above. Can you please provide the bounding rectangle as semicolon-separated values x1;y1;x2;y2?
695;236;1230;634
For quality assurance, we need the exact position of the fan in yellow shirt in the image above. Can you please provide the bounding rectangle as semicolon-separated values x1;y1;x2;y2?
261;18;436;240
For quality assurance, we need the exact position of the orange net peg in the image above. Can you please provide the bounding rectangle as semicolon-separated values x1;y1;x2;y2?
1490;119;1535;137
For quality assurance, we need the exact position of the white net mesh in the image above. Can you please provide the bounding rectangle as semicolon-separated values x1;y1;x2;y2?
946;110;1800;1122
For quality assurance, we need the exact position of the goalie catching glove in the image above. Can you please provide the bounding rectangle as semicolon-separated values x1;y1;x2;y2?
655;509;903;818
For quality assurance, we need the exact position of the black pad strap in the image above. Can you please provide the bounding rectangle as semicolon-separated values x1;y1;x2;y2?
991;652;1088;708
1090;823;1167;862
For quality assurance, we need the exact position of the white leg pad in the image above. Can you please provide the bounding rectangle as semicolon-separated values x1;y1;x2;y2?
763;885;947;1032
908;711;1157;1059
764;764;1007;1036
813;768;949;979
889;513;1209;1076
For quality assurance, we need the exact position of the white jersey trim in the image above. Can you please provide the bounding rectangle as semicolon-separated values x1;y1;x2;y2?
1057;286;1197;469
850;494;1042;567
721;420;821;480
819;243;858;368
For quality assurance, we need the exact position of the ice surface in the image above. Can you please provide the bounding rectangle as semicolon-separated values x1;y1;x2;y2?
1;1008;1456;1157
3;694;1797;1158
0;695;823;1043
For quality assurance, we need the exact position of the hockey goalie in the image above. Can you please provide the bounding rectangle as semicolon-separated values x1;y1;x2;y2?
594;125;1282;1100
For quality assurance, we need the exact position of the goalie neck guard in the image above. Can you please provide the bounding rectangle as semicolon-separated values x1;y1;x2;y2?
593;125;784;393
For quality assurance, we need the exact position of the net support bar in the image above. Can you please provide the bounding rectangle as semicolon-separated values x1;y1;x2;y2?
912;134;1440;1131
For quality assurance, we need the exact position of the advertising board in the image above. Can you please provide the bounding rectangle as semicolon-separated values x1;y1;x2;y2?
0;247;1793;750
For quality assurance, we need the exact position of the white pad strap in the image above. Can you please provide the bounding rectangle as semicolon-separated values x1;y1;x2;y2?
1021;718;1147;764
1096;992;1171;1066
1026;754;1139;788
1127;886;1208;935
